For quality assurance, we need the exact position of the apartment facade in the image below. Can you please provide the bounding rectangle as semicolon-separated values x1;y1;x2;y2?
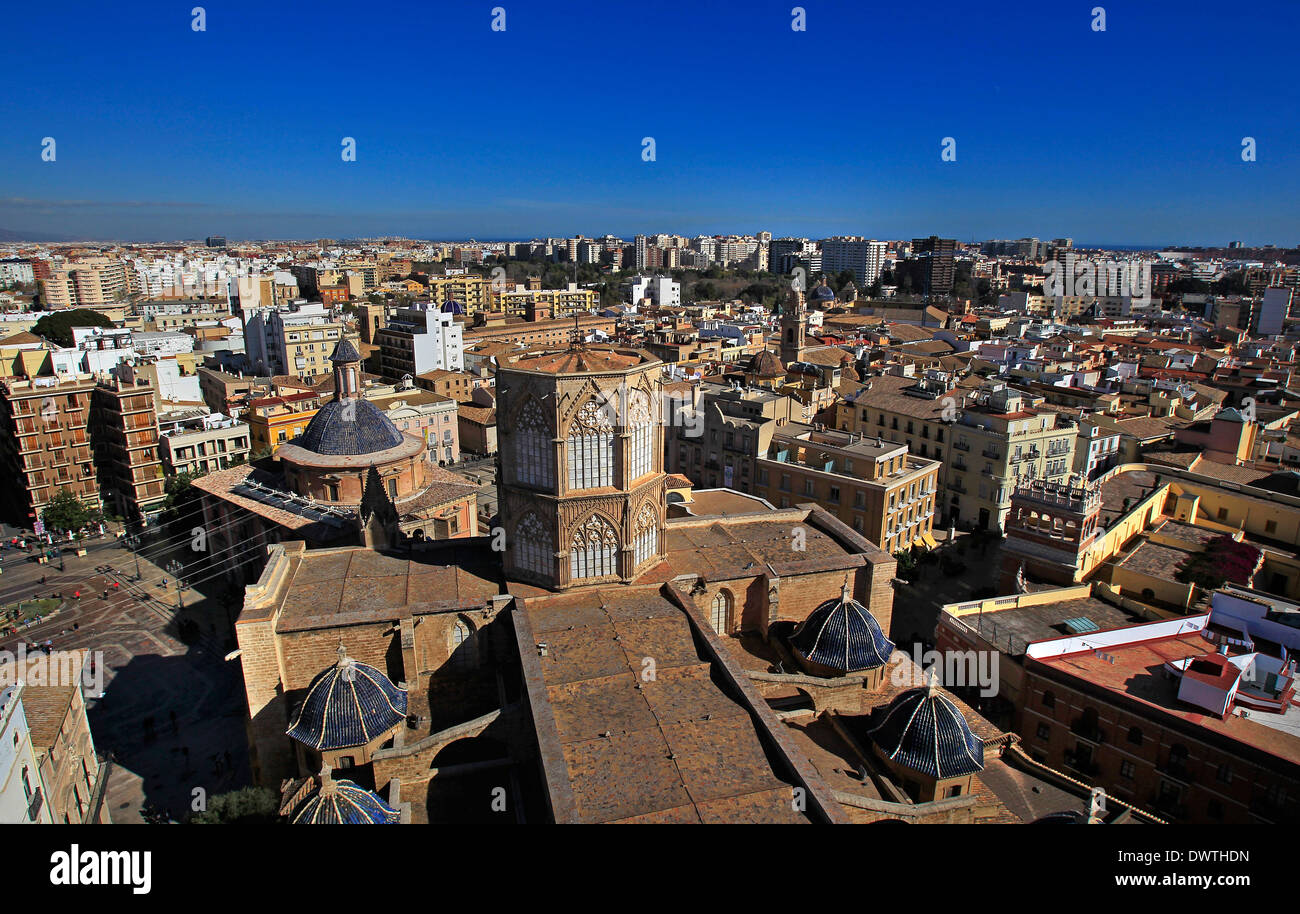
40;258;130;308
159;415;252;476
374;302;464;380
90;377;165;523
946;384;1077;531
754;426;940;552
0;377;100;527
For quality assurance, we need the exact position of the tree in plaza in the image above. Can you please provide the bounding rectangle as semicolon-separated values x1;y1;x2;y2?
42;490;102;533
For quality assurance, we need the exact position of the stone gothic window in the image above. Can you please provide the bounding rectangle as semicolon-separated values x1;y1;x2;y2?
515;398;553;489
710;590;732;635
515;512;551;577
628;389;655;482
633;503;658;567
570;513;618;580
567;399;614;490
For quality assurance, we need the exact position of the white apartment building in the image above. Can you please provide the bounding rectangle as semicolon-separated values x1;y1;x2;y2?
819;237;888;286
626;275;681;307
374;302;465;380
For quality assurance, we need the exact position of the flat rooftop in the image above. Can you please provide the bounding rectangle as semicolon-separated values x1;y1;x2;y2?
958;595;1151;654
1037;632;1300;766
1098;469;1159;528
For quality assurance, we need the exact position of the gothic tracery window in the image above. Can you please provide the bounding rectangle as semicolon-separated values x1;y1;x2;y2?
515;398;553;489
567;398;614;490
633;502;658;567
570;513;618;580
515;511;551;577
628;389;654;482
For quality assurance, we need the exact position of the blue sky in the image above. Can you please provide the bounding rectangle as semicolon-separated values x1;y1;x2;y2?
1;0;1296;245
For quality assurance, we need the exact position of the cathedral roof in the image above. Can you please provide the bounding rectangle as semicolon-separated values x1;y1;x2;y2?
789;581;894;673
867;677;985;779
286;645;408;751
289;772;400;824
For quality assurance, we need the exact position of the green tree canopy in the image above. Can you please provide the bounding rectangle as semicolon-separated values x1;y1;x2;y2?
32;309;116;347
42;490;102;532
190;786;281;824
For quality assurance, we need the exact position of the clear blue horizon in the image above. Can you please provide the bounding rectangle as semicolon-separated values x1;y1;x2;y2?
2;0;1297;246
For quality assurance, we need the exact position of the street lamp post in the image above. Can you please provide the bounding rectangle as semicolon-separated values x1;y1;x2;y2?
126;534;142;581
166;560;184;611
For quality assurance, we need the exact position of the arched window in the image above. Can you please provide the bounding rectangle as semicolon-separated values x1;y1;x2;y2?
570;514;618;580
515;398;553;489
567;399;614;490
450;620;476;669
628;389;654;482
710;590;732;635
1041;690;1056;709
515;512;551;577
633;503;658;567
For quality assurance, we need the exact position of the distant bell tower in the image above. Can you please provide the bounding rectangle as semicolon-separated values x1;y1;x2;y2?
780;287;807;366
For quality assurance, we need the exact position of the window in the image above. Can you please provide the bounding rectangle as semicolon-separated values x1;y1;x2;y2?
515;512;551;577
387;478;397;498
1041;690;1055;709
628;391;654;481
633;504;658;567
1127;726;1143;745
1120;760;1135;780
1036;723;1050;740
1266;519;1278;534
567;400;614;490
439;620;476;671
570;513;618;580
710;590;732;634
944;784;963;798
1217;763;1232;784
515;398;553;488
1217;507;1228;521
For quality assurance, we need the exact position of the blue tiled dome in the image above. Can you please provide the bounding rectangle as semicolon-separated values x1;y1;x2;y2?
287;647;408;751
441;299;465;314
811;282;836;303
868;680;985;779
297;398;406;455
290;777;400;824
790;583;894;673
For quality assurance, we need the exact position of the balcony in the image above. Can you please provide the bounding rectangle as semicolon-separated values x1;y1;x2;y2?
953;441;970;452
982;448;1001;460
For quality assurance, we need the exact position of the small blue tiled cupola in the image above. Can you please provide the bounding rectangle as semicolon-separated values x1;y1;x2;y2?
868;674;985;782
286;644;408;751
289;767;400;824
790;580;895;678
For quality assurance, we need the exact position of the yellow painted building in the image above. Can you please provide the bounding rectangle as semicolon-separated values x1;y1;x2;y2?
245;391;321;454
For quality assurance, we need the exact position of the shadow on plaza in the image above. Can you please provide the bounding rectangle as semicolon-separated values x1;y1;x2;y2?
87;589;251;824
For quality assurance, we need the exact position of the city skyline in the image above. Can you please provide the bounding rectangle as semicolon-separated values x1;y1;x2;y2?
2;0;1297;244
